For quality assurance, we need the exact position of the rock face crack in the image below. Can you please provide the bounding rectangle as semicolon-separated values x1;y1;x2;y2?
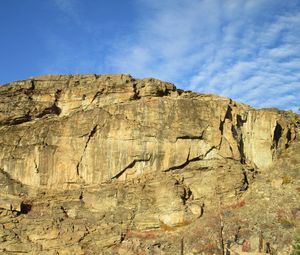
36;89;62;118
219;105;233;135
76;125;98;176
111;155;152;179
0;168;24;195
272;122;283;150
164;147;203;172
175;134;204;141
90;89;105;104
3;112;32;126
36;104;61;118
232;113;247;164
240;170;249;191
24;80;36;100
130;83;141;100
33;159;39;174
164;145;217;172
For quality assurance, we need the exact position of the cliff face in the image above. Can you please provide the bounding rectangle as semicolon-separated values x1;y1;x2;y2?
0;74;299;255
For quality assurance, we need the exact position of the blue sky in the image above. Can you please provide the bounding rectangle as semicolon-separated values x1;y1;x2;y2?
0;0;299;112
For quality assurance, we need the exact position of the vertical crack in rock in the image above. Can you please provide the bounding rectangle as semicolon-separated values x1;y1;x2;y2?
30;79;36;90
54;89;62;103
131;83;141;100
272;122;283;150
240;169;249;191
236;114;247;127
219;105;233;135
90;89;104;104
233;113;248;164
33;159;39;174
177;184;192;205
238;137;246;164
24;80;36;101
285;128;293;148
76;125;98;176
111;155;152;179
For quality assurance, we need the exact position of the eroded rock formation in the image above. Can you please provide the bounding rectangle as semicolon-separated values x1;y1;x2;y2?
0;74;299;254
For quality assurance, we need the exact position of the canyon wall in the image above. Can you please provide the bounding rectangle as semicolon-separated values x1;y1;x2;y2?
0;74;299;255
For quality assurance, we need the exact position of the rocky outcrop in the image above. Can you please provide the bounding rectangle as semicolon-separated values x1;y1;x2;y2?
0;74;299;254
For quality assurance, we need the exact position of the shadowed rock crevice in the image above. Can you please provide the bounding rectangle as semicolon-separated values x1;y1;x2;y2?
236;114;247;128
20;201;32;214
111;154;152;179
90;89;105;104
231;115;247;164
175;132;204;141
2;112;32;126
76;125;98;176
272;122;283;149
219;105;234;144
24;80;36;100
240;170;249;191
36;104;61;118
238;137;246;164
131;83;141;100
286;129;292;148
164;146;217;172
36;89;62;118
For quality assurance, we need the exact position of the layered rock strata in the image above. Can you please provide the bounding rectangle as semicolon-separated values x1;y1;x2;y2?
0;74;299;255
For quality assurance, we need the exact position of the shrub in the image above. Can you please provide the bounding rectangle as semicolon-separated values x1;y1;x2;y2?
282;175;293;184
291;231;300;255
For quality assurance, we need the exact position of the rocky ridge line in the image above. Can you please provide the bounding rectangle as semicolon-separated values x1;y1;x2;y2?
0;74;299;255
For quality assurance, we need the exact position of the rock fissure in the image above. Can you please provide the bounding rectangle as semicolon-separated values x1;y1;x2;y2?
90;89;105;105
219;104;233;136
163;146;216;172
35;104;61;118
272;122;283;150
164;145;219;173
2;112;32;126
240;170;249;191
131;83;141;100
111;155;152;179
33;159;39;174
237;136;246;164
76;125;98;176
175;134;204;141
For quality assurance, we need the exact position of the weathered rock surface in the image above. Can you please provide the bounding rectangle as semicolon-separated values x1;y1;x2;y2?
0;74;299;254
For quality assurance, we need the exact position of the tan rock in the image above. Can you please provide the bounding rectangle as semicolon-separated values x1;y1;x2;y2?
0;74;299;254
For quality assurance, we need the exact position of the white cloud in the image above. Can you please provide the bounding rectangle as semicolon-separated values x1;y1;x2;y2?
51;0;82;24
106;0;300;112
53;0;77;15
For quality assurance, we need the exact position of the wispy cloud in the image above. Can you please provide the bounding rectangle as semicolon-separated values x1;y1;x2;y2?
52;0;78;17
106;0;300;112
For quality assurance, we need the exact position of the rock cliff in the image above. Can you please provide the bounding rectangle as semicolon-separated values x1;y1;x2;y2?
0;74;299;255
